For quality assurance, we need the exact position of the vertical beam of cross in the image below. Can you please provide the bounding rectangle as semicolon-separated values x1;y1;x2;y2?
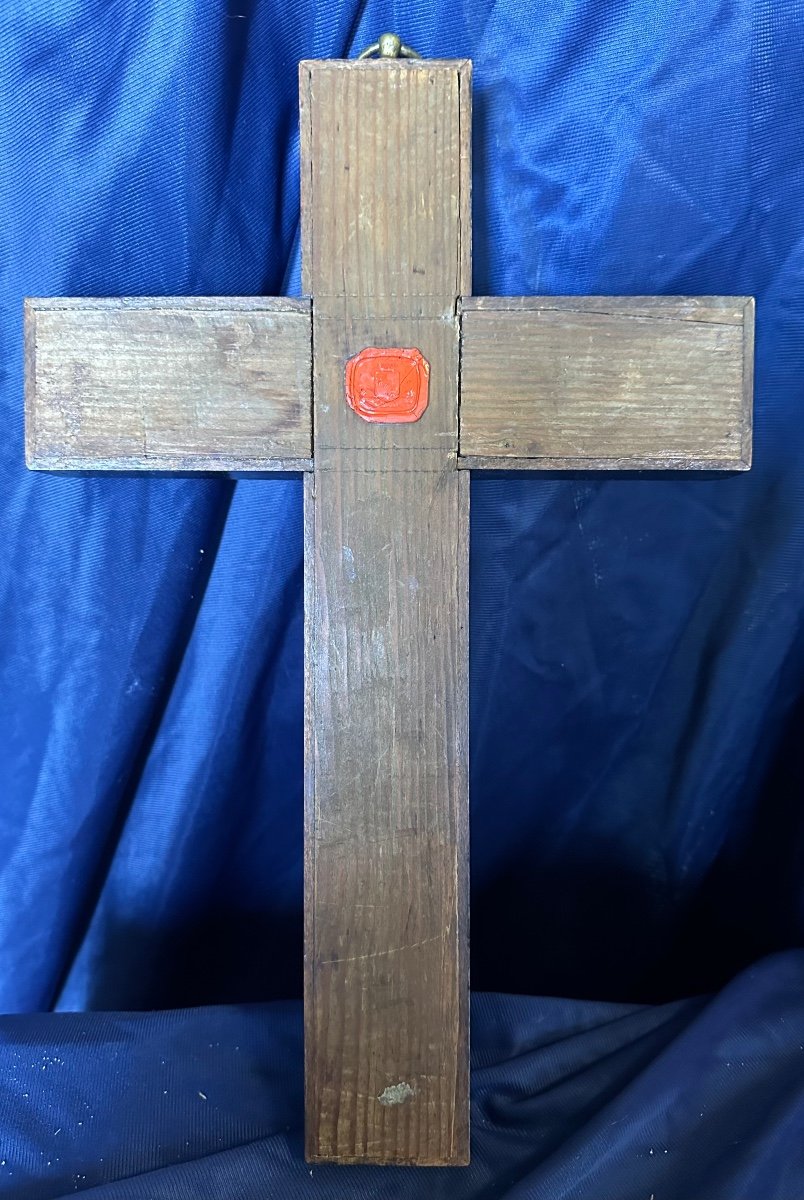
300;58;471;1165
24;50;753;1170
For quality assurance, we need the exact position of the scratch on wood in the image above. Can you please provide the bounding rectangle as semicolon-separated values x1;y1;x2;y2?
320;932;446;966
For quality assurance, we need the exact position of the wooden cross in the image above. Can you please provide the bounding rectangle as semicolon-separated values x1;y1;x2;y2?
24;47;753;1168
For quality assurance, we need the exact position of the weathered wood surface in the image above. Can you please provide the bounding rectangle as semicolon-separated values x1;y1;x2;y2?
459;296;754;470
300;59;471;303
301;58;471;1165
25;297;312;471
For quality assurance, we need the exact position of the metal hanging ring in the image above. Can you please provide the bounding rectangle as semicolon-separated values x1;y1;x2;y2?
357;32;421;60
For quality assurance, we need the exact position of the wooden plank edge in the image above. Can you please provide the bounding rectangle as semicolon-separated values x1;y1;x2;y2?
303;472;317;1164
741;297;755;469
23;299;37;467
454;467;471;1167
305;1152;470;1168
24;296;311;314
459;295;753;325
299;61;314;299
458;455;751;472
298;57;472;70
457;60;472;297
26;455;313;473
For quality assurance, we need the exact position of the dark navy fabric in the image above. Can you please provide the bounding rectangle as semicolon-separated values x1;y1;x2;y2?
0;957;803;1198
2;0;803;1195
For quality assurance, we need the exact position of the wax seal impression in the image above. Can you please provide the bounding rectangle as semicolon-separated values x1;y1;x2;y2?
345;347;429;423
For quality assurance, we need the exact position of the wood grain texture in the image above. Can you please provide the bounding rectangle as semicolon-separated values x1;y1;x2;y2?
25;298;312;471
301;58;471;1166
459;296;754;470
300;59;471;304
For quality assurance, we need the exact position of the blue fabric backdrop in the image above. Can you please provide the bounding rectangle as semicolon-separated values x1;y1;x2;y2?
1;0;803;1195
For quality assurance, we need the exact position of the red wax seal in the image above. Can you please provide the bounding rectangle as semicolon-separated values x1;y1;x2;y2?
344;347;429;423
